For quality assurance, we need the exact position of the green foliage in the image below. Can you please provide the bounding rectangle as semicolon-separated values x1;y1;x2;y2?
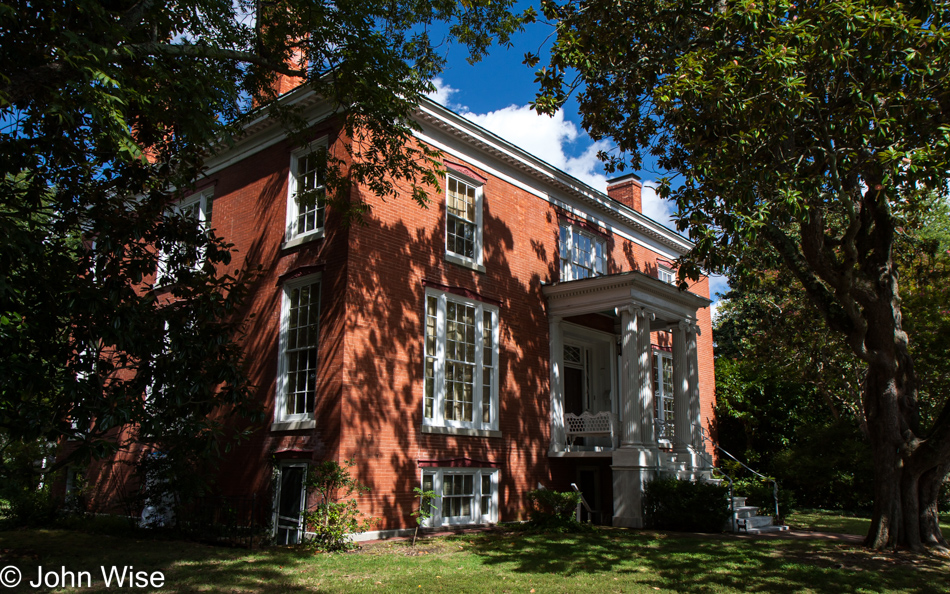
730;476;795;521
0;0;528;506
0;437;61;526
302;459;373;552
535;0;950;547
642;477;730;533
525;488;585;532
771;422;875;512
411;487;436;528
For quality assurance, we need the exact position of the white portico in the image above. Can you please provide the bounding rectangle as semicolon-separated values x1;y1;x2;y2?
542;271;711;528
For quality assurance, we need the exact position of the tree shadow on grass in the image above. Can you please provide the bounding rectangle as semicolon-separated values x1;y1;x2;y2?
460;528;949;594
0;529;318;594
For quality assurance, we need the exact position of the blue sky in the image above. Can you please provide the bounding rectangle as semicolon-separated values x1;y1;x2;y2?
426;17;730;310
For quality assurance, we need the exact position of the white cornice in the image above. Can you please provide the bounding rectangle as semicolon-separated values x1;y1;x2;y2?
201;87;694;256
414;99;694;256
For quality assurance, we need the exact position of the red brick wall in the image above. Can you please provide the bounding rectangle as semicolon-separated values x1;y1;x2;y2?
75;120;715;531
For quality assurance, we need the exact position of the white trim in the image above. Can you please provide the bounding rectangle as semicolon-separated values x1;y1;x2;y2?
444;173;484;268
275;273;322;423
422;288;499;432
286;138;328;243
421;467;499;527
559;222;607;281
157;188;214;283
273;461;308;545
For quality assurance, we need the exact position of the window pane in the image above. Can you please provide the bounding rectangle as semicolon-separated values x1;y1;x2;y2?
293;151;325;236
284;279;319;416
560;226;607;281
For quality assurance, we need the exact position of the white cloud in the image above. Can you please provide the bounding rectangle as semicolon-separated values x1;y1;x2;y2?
426;78;466;112
639;181;676;230
457;103;611;190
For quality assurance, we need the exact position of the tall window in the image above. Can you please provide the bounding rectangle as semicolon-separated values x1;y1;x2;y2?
287;141;327;242
653;351;674;438
276;274;321;421
421;468;498;527
157;189;213;283
445;174;483;268
559;223;606;281
423;290;498;431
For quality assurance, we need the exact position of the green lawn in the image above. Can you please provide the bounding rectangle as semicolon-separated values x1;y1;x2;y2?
0;526;947;593
787;510;950;537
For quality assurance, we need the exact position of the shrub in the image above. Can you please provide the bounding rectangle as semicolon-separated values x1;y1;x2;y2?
525;488;585;532
731;477;796;521
642;477;730;533
302;459;374;552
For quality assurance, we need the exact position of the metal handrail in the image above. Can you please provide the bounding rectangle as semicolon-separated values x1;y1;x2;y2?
697;420;780;521
570;483;594;523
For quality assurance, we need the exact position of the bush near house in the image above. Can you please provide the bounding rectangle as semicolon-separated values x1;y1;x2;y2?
642;477;731;533
525;488;585;532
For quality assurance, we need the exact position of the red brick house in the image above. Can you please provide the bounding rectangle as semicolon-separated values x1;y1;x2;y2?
76;86;715;541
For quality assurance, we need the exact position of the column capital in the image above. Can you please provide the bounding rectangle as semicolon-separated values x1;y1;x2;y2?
615;304;640;318
677;319;701;336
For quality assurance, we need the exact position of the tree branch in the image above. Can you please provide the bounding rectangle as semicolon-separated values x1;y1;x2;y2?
115;42;306;77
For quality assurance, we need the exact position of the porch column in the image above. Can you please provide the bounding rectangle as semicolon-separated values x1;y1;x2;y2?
686;322;703;452
637;309;656;446
672;320;691;455
549;316;566;453
615;304;641;446
612;305;657;529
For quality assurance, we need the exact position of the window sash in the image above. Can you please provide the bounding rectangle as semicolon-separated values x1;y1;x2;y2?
422;468;498;526
278;275;321;421
423;290;498;430
288;142;327;241
157;189;213;282
658;266;675;284
654;353;674;423
559;224;606;281
445;174;482;263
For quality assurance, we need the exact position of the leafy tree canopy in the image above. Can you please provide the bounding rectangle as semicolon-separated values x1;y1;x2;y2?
0;0;528;482
534;0;950;549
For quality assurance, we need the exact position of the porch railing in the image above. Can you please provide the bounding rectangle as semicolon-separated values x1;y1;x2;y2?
697;422;781;523
564;411;618;449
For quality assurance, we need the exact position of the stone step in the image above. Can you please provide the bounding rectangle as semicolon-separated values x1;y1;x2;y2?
734;505;759;519
731;496;747;507
743;524;790;535
738;515;775;529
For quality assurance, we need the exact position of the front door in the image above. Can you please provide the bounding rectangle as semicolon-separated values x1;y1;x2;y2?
275;464;306;545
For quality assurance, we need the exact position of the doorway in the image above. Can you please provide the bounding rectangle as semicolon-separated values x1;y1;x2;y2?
275;463;307;545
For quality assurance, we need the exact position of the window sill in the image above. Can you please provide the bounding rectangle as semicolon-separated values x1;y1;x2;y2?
282;229;325;251
445;253;485;273
270;419;317;432
421;425;501;438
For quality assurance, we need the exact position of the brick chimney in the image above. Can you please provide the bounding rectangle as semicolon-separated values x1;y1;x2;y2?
606;173;642;213
253;47;308;107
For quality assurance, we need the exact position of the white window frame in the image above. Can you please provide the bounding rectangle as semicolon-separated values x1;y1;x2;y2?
275;273;322;423
444;172;484;270
559;223;606;281
653;350;674;440
273;461;308;545
157;188;214;283
423;288;499;431
421;468;499;527
657;265;676;285
286;139;328;246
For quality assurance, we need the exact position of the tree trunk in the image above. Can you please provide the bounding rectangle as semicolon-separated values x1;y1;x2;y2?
862;338;950;550
918;463;949;548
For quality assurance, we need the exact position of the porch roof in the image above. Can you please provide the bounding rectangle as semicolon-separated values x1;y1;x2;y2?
542;271;711;327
